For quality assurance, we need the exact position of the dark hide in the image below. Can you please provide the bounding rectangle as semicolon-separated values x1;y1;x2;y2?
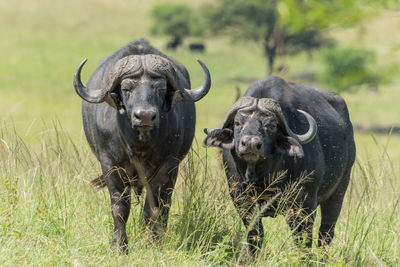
189;43;205;53
166;39;181;50
75;39;211;253
204;76;355;254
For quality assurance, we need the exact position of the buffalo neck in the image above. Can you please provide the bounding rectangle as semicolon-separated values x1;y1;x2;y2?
116;111;157;158
115;107;181;161
231;149;284;187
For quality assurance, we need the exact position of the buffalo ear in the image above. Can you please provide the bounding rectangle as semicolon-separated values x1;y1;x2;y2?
203;128;234;149
171;90;184;106
162;84;177;112
275;136;304;158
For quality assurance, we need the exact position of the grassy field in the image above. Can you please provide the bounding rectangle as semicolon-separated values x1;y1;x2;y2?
1;0;400;265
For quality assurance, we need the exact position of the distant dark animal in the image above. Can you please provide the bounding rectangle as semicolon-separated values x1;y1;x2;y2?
73;39;211;253
235;86;241;101
189;43;205;53
166;39;181;50
204;76;355;254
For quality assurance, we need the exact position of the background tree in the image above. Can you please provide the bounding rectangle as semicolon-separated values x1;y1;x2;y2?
203;0;387;74
320;47;379;92
318;47;397;93
151;4;204;49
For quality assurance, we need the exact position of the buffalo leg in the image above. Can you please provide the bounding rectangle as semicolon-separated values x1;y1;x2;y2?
104;167;131;253
243;214;264;255
143;170;177;241
318;169;351;246
286;207;315;248
231;189;264;254
286;193;317;248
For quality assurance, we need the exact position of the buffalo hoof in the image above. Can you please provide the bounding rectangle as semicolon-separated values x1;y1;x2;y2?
112;237;128;254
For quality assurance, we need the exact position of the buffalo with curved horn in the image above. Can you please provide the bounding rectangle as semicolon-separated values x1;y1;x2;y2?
204;76;355;254
73;39;211;253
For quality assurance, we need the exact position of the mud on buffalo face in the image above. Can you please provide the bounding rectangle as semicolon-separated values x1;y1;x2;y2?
73;54;211;129
204;97;317;161
108;55;176;129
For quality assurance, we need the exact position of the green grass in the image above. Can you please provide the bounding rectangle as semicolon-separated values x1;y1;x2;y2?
1;123;399;265
1;0;400;265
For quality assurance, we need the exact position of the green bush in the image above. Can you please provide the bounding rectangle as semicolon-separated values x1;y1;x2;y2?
150;4;204;46
319;47;380;92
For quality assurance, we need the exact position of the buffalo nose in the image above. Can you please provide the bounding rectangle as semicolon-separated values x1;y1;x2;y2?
133;109;157;126
240;136;263;153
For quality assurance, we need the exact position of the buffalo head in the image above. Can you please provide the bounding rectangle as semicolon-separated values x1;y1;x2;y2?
74;54;211;143
204;97;317;181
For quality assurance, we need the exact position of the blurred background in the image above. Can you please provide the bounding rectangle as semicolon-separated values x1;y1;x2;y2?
1;0;400;265
1;0;400;156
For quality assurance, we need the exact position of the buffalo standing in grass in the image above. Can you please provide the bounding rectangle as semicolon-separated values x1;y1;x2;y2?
204;76;355;253
189;43;205;53
73;39;211;253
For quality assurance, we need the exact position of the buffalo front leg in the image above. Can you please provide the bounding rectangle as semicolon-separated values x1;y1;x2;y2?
105;167;131;253
243;214;264;255
143;170;177;241
231;189;264;254
286;203;316;248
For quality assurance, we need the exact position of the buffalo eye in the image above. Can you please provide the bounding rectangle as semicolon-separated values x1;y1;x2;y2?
265;123;277;132
234;121;241;127
156;86;167;93
121;88;131;96
153;79;167;92
120;79;137;94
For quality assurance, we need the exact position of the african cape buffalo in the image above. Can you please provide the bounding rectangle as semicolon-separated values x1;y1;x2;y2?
73;39;211;253
189;43;205;53
204;76;355;253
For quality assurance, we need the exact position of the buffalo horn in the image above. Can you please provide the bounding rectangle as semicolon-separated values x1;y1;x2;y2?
73;58;108;103
294;110;318;144
275;109;317;145
179;59;211;102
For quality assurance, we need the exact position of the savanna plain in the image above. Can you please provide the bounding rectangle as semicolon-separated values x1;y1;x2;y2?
0;0;400;265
